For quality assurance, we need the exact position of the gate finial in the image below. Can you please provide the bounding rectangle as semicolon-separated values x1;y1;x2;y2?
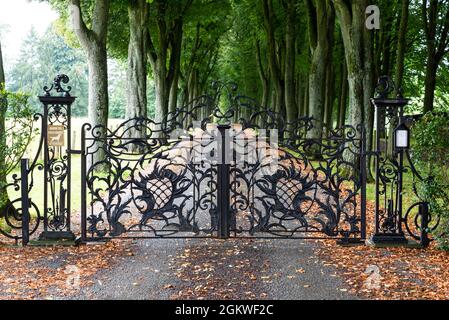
43;74;72;97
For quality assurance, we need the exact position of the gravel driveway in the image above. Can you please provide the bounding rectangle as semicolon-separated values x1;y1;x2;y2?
62;139;360;300
70;238;359;300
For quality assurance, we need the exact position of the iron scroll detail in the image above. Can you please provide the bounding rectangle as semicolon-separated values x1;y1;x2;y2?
43;74;72;97
81;81;366;242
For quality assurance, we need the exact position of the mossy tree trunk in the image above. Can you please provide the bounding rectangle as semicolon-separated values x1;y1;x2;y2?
0;38;8;217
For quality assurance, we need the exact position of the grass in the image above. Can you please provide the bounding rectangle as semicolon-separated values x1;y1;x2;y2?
365;162;420;210
7;155;83;215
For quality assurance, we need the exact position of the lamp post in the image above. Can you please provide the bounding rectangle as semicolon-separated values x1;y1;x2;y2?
370;76;409;245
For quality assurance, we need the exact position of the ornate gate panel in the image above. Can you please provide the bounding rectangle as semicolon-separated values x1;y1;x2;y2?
81;97;222;240
226;98;366;241
77;81;367;242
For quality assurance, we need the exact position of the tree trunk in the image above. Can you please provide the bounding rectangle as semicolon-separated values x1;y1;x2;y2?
302;79;309;118
324;7;336;132
423;57;438;113
126;0;148;143
186;68;199;125
87;43;109;148
261;73;270;108
0;40;4;86
154;63;167;124
306;0;332;156
284;0;297;126
70;0;109;168
168;77;179;115
168;19;183;115
262;0;284;117
255;39;270;107
0;38;8;216
333;0;367;127
337;59;348;128
148;1;169;127
363;14;375;182
148;0;193;128
308;56;326;127
333;0;371;174
296;73;305;118
270;88;277;111
324;62;335;132
394;0;409;94
421;0;449;113
379;16;393;76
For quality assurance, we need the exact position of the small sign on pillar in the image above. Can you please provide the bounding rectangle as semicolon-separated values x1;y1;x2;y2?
48;125;65;147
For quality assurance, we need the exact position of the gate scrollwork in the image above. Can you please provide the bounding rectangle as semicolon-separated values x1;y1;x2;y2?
81;81;366;241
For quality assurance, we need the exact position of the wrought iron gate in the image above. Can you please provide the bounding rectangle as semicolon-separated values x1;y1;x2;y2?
3;74;441;247
2;74;408;246
2;74;439;247
80;81;367;242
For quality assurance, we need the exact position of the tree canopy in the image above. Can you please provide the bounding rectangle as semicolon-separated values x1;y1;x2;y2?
2;0;448;126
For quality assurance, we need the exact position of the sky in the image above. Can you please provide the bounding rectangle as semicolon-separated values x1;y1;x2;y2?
0;0;58;68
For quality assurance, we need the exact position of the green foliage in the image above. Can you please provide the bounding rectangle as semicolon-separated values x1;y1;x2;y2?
108;60;155;119
7;26;89;116
412;112;449;248
216;0;260;97
401;1;449;112
0;86;36;182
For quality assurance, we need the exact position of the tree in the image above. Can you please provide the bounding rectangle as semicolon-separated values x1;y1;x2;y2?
283;0;298;125
394;0;410;95
0;37;35;219
262;0;285;115
126;0;149;141
255;38;270;107
421;0;449;112
305;0;334;146
70;0;110;165
0;37;6;215
7;27;89;116
180;0;231;107
332;0;375;165
147;0;193;125
0;37;4;95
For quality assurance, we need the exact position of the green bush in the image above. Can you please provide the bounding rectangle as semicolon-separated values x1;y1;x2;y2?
0;85;35;213
412;112;449;249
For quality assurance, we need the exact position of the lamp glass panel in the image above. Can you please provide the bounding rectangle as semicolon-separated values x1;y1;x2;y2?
395;130;408;148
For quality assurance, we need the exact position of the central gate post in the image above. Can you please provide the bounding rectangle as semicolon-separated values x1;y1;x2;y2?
217;124;231;239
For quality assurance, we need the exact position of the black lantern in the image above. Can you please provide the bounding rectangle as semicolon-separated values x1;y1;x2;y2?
394;122;410;151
